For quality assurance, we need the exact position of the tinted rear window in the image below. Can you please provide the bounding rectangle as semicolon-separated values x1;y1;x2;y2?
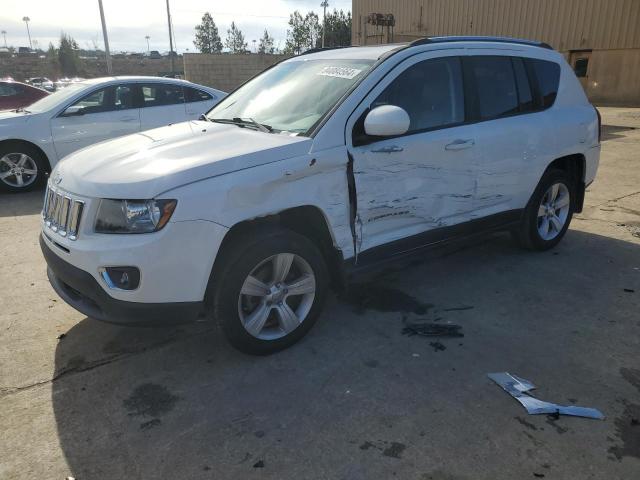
467;56;519;120
528;59;561;108
185;87;213;102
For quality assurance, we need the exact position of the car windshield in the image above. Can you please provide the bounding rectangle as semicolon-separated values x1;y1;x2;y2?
206;58;375;134
27;83;88;112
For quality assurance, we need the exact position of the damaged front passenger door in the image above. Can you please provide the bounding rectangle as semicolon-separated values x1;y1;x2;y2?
348;54;478;256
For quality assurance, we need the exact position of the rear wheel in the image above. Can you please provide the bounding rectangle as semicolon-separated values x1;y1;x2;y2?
514;169;574;250
212;228;329;355
0;143;48;193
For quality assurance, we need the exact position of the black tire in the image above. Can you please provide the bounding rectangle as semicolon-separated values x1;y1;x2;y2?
0;142;49;193
210;227;329;355
513;168;575;250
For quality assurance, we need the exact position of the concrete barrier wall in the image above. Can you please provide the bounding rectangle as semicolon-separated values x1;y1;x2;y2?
183;53;291;93
0;56;177;82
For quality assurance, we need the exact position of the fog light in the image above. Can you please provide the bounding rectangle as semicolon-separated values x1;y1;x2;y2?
99;266;140;290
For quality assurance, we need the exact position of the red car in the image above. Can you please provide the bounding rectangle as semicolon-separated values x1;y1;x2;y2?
0;80;49;110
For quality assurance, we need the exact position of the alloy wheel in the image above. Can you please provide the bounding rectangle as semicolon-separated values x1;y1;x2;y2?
537;182;570;241
238;253;316;340
0;153;38;188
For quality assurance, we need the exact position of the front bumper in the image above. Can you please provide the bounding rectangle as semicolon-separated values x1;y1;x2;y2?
41;234;203;325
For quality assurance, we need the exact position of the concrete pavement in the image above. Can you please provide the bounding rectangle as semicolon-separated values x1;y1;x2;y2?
0;108;639;479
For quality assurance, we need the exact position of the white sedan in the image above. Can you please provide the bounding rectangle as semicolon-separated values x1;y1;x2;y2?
0;76;225;192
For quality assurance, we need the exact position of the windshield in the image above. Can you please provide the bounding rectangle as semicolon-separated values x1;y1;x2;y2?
207;58;375;134
27;83;87;113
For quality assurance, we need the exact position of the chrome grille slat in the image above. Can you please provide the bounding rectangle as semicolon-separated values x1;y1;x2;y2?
42;185;84;241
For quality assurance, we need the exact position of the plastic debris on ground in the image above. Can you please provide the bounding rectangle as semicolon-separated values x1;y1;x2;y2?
488;372;604;420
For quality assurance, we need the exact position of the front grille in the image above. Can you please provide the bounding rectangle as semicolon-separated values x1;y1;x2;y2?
42;185;84;240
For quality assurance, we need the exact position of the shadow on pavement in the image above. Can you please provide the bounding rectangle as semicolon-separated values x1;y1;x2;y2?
51;229;640;479
0;189;45;218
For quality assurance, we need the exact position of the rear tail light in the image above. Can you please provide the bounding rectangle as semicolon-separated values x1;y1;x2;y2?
595;107;602;143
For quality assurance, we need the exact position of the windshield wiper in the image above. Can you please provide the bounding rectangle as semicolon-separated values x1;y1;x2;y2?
209;117;272;133
13;107;31;113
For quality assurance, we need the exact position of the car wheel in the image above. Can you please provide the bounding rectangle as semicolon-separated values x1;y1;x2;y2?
514;169;574;250
0;143;48;193
212;228;329;355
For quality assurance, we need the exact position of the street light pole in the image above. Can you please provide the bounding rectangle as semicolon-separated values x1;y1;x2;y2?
320;1;329;48
1;31;7;48
97;0;113;75
145;35;150;53
22;17;32;50
165;0;175;76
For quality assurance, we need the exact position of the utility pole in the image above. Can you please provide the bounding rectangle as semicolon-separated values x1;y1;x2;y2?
1;30;7;48
165;0;175;76
145;35;150;53
97;0;113;75
321;1;329;48
22;17;32;50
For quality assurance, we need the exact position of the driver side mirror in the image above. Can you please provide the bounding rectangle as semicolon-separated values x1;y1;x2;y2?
364;105;410;137
62;105;85;117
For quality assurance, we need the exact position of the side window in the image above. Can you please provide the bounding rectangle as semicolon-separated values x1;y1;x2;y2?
185;87;213;103
70;87;112;114
0;84;19;96
528;59;561;109
373;56;464;133
114;85;135;110
141;84;185;107
467;56;519;120
512;58;534;112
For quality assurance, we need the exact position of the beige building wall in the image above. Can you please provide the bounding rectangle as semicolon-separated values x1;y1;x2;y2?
352;0;640;105
183;54;290;93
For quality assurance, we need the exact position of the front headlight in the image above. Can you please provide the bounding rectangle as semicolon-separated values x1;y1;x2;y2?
94;199;177;234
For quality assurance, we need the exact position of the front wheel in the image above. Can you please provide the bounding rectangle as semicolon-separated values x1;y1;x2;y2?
0;143;48;193
514;169;574;250
212;228;329;355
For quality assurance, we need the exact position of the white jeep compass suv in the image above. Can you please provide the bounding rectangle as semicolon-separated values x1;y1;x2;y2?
40;37;601;354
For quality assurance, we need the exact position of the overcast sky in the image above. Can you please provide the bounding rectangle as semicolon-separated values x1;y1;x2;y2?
1;0;352;53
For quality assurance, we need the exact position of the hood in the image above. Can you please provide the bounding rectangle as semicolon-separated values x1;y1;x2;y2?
54;121;312;198
0;110;33;124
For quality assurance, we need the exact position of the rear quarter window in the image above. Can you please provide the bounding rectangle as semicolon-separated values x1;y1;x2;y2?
185;87;213;102
527;59;561;109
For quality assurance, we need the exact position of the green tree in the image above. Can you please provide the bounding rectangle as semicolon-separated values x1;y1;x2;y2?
194;12;222;53
284;11;322;55
323;9;351;47
58;33;80;76
258;29;275;54
224;21;248;53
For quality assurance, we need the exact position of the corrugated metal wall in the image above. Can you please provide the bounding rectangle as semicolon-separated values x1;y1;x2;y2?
352;0;640;51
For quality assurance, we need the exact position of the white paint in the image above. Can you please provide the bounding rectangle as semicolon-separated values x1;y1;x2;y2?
363;105;410;137
40;40;600;310
0;76;225;168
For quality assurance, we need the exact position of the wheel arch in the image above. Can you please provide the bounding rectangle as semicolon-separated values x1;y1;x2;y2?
545;153;586;212
0;138;52;173
204;205;347;312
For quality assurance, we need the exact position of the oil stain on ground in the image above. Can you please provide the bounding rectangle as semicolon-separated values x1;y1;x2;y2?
344;284;433;315
609;368;640;461
123;383;180;418
359;440;407;459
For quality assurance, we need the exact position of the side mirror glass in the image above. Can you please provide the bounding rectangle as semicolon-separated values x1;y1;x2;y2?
364;105;410;137
62;105;85;116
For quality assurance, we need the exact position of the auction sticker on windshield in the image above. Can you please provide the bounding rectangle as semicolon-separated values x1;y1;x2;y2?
317;66;363;79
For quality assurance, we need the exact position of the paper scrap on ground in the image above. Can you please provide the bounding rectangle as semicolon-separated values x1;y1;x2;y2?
488;372;604;420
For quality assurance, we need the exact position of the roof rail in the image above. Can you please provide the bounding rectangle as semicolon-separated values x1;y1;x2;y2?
409;36;553;50
299;46;352;56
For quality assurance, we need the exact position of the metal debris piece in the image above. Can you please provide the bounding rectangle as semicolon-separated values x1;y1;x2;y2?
401;322;463;337
488;372;604;420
